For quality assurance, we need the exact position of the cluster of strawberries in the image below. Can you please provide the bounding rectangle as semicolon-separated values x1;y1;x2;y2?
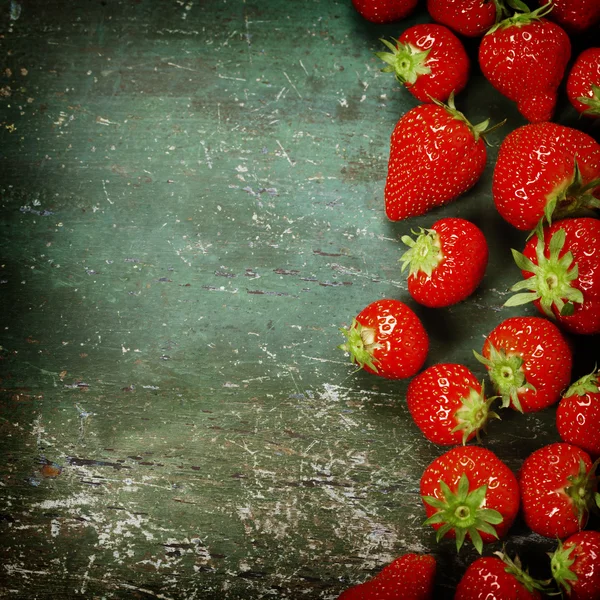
337;0;600;597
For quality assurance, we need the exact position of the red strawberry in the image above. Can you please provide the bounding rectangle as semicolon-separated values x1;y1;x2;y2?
339;298;428;379
454;552;546;599
474;316;572;413
566;48;600;118
519;443;598;539
351;0;418;23
337;553;436;600
407;363;498;445
400;217;488;307
385;96;500;221
557;369;600;457
420;445;520;553
506;218;600;335
427;0;500;37
492;122;600;231
377;24;470;103
538;0;600;34
479;4;571;122
550;530;600;600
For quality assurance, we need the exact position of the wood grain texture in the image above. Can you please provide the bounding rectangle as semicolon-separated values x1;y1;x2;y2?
0;1;598;598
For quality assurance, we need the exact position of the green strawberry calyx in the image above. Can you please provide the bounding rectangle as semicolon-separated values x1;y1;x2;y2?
564;367;599;398
473;344;534;412
564;458;599;528
550;539;579;594
423;472;503;554
505;225;584;319
578;83;600;117
487;0;553;34
495;550;551;593
400;228;443;278
376;38;431;86
453;381;501;445
544;160;600;226
338;319;382;373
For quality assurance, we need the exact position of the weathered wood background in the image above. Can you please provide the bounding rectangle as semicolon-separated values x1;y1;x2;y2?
0;1;598;598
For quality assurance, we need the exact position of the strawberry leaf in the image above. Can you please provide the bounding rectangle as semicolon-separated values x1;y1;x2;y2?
423;473;503;554
399;228;443;278
505;226;584;318
550;539;579;594
564;368;600;398
339;319;381;373
473;345;534;412
375;39;431;85
578;84;600;116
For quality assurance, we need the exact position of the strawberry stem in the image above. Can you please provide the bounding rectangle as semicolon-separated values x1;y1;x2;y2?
496;550;552;593
338;319;381;373
487;0;553;33
505;224;584;319
429;93;505;144
376;38;431;86
423;473;503;554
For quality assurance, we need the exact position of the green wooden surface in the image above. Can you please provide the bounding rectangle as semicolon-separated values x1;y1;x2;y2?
0;1;598;598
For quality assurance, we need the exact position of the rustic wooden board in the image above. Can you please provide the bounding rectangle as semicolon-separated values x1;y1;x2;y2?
0;1;598;598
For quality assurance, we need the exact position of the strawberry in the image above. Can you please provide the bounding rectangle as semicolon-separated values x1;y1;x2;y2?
550;531;600;600
474;316;572;413
519;443;598;539
479;4;571;123
407;363;498;445
385;95;501;221
557;368;600;458
351;0;418;23
506;218;600;335
420;445;520;553
377;24;470;103
427;0;501;37
492;122;600;231
566;48;600;118
538;0;600;34
400;217;488;307
339;298;428;379
454;552;546;599
337;553;436;600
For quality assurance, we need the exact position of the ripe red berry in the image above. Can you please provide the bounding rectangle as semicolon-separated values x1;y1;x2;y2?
385;96;499;221
377;24;469;103
352;0;418;23
455;552;546;599
557;369;600;457
338;553;436;600
479;5;571;122
400;217;488;307
519;443;598;539
475;316;572;413
407;363;498;445
339;299;428;379
550;531;600;599
492;122;600;231
421;445;520;553
506;218;600;335
566;47;600;118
